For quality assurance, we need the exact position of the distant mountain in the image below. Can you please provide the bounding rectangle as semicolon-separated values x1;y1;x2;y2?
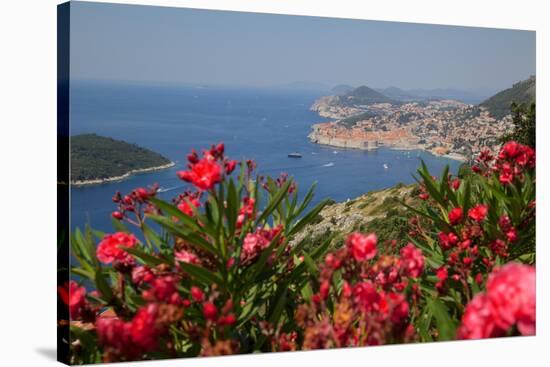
479;76;536;120
405;88;487;104
375;87;417;101
331;84;354;95
341;85;395;105
374;86;487;104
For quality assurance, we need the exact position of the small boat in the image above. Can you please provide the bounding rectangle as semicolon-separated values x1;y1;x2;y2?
323;162;335;167
288;152;302;158
383;163;389;170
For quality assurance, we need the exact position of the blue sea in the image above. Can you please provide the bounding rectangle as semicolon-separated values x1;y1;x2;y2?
70;81;461;233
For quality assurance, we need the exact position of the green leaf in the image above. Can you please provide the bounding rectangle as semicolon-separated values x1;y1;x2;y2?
427;298;457;341
149;215;219;257
94;268;114;303
178;262;223;288
256;179;292;225
121;246;167;266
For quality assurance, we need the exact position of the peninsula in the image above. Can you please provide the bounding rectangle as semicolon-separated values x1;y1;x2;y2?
70;134;175;186
308;78;535;161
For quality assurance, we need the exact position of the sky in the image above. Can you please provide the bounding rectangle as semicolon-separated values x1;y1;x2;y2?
70;1;536;94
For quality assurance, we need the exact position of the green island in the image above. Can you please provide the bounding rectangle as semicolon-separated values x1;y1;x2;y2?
70;134;174;185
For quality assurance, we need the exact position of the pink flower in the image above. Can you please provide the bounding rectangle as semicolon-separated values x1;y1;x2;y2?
175;249;201;265
345;232;377;262
131;266;155;285
468;204;488;222
457;263;536;339
96;232;137;266
486;263;535;335
399;243;424;278
448;207;463;225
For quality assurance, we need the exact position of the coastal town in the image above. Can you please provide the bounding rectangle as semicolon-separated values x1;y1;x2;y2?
309;97;514;162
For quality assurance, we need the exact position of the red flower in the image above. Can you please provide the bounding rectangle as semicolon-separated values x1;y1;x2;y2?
499;163;514;185
131;266;155;285
224;160;238;175
506;228;518;243
499;141;521;160
451;178;461;190
438;231;458;251
143;276;180;305
203;302;218;321
177;196;200;216
131;304;163;351
320;280;331;300
218;314;236;326
190;286;204;302
345;232;377;262
58;280;87;319
436;266;448;281
468;204;488;222
96;232;137;266
96;304;165;359
111;211;124;220
448;207;463;225
399;243;424;278
177;154;222;191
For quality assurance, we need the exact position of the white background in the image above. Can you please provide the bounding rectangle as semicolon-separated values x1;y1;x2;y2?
0;0;547;365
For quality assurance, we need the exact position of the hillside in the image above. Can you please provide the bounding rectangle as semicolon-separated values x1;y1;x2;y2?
71;134;173;183
341;85;395;106
293;183;420;251
479;76;536;120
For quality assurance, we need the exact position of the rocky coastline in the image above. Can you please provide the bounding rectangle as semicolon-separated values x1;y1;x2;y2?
71;162;175;186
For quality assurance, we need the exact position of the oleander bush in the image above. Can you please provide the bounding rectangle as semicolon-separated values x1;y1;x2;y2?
60;141;536;364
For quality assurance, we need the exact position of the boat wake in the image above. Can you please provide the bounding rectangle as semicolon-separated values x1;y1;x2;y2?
157;185;185;193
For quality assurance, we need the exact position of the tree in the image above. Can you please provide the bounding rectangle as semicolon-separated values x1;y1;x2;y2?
501;102;536;148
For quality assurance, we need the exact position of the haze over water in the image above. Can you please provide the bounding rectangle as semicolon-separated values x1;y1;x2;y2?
70;81;461;233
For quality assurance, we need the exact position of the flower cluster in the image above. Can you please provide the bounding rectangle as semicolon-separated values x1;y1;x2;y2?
240;225;284;265
96;232;138;270
177;143;237;191
474;141;535;185
111;185;159;223
457;263;535;339
65;141;535;363
296;233;422;348
96;304;174;361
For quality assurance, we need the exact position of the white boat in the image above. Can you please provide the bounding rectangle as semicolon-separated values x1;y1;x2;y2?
323;162;335;167
383;163;389;170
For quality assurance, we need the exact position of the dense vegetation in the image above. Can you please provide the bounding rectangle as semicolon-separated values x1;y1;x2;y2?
479;76;536;120
62;136;535;363
501;102;536;148
339;111;378;127
71;134;172;182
